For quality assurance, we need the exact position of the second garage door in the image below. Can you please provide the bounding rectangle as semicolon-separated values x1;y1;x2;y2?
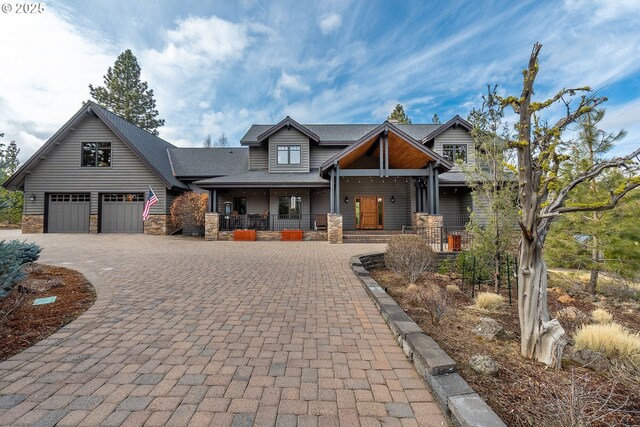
101;193;144;233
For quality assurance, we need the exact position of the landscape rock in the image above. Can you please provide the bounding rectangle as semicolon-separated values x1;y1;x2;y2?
557;294;576;304
19;278;63;293
571;349;611;371
473;318;510;340
556;306;589;324
469;355;499;376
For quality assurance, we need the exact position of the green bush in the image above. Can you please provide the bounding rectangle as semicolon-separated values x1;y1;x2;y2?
0;240;41;297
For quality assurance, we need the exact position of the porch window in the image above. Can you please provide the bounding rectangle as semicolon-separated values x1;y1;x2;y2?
233;197;247;215
277;145;301;165
278;196;302;218
82;142;111;167
443;144;467;164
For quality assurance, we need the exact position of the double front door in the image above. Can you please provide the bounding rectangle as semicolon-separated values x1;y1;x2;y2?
355;195;383;229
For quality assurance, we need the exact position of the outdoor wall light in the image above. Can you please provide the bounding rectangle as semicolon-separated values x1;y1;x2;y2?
29;193;36;201
344;196;349;204
391;195;395;203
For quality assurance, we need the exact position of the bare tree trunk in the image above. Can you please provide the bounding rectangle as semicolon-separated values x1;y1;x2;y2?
494;250;501;293
518;238;568;368
588;269;598;295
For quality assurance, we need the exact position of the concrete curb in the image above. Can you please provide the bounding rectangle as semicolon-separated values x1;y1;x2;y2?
352;253;506;427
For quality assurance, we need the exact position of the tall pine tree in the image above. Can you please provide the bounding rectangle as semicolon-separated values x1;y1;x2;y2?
89;49;165;135
387;104;412;124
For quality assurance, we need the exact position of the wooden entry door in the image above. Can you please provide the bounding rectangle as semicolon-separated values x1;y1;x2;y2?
358;196;383;229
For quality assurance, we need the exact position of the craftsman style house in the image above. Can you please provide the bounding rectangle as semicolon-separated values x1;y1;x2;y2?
5;101;479;243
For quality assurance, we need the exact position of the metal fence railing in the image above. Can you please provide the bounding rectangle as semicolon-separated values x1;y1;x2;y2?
401;225;473;252
218;214;303;231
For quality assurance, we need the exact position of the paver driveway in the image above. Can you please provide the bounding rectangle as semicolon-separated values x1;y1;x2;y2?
0;231;445;426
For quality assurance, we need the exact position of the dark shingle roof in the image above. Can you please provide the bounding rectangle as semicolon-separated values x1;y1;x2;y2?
89;102;188;190
439;171;467;183
194;169;329;187
241;123;441;144
167;147;249;178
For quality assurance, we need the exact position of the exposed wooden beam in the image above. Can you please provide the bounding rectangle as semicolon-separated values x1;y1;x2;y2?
338;168;430;177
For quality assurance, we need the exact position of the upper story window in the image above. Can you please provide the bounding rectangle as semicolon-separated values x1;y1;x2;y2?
277;145;301;165
443;144;467;164
82;142;111;167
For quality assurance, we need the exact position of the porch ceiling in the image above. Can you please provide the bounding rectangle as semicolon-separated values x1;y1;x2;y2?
338;131;434;170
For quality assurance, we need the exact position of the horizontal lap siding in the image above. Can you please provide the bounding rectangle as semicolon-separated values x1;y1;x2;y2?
269;129;309;173
309;146;345;169
23;116;166;215
339;177;411;230
249;146;269;170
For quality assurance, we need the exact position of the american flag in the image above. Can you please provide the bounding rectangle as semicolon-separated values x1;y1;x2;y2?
143;187;158;221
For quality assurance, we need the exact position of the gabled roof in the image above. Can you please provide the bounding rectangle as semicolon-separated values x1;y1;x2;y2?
319;121;453;173
194;169;328;188
254;116;320;144
4;101;188;191
421;115;472;143
241;122;441;145
167;147;248;179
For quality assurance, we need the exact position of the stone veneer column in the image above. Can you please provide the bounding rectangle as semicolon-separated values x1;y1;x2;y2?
327;213;343;244
89;215;98;234
204;212;219;241
144;215;167;235
412;213;443;246
21;215;44;234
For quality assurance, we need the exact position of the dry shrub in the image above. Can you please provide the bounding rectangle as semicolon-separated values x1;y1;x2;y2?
591;308;613;324
170;192;208;236
446;284;461;294
574;323;640;366
539;370;632;427
384;235;436;285
474;292;505;311
409;283;448;325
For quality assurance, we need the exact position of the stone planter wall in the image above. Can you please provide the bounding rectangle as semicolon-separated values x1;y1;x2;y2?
144;215;169;235
351;253;506;427
21;215;44;234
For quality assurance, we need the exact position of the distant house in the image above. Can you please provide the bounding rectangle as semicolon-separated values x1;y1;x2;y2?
4;101;480;242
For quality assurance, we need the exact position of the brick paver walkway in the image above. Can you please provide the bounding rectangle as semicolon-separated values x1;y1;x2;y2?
0;231;445;426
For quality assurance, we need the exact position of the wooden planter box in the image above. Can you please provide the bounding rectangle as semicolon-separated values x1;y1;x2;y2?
447;234;462;251
234;229;256;241
281;230;303;241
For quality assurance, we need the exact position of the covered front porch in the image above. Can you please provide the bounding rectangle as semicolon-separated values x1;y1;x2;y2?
319;121;456;242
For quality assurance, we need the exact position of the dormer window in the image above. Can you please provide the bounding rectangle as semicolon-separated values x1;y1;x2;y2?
443;144;467;164
277;145;301;165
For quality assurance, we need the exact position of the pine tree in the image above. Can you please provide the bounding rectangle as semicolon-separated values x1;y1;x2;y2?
387;104;412;124
432;114;441;124
89;49;165;135
464;86;519;292
0;135;23;223
545;109;633;293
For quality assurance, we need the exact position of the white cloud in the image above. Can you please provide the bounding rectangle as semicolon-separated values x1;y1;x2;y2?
319;13;342;34
0;8;116;162
273;71;311;99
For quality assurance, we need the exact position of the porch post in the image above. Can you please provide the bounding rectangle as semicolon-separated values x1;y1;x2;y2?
329;168;335;214
210;189;217;213
433;169;440;215
384;132;390;177
379;136;384;177
427;165;434;214
335;164;340;215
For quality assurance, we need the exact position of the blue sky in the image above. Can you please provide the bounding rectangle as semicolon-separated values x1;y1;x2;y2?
1;0;639;162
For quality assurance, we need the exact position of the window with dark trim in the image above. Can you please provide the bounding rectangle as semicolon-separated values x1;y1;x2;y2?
278;196;302;218
82;142;111;167
277;145;301;165
442;144;467;164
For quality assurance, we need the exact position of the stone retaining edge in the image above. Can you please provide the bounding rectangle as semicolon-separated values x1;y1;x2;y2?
351;253;506;427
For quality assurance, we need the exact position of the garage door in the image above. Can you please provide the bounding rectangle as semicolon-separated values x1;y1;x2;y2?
101;193;144;233
47;194;91;233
